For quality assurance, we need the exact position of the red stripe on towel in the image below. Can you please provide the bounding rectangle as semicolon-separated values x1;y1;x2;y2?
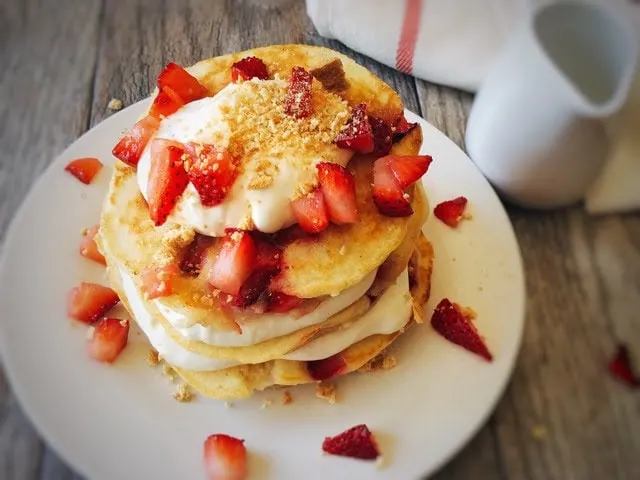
396;0;422;74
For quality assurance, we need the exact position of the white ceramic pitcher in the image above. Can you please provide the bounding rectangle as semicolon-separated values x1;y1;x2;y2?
465;1;638;209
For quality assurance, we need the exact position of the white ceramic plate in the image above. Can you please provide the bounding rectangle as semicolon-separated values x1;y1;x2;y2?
0;104;525;480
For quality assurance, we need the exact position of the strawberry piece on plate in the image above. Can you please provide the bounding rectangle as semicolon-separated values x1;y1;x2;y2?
67;282;119;324
307;353;347;381
392;113;417;141
65;157;103;184
372;158;412;217
434;196;469;228
180;233;216;275
79;224;106;265
205;230;256;296
157;62;208;103
369;115;393;156
608;344;640;388
284;66;313;119
291;187;329;233
183;143;240;207
334;103;374;154
147;139;189;226
87;318;129;363
322;424;380;460
231;56;269;82
112;115;160;168
141;264;180;299
203;434;247;480
386;154;433;189
149;87;185;118
431;298;493;361
317;162;358;224
265;291;303;313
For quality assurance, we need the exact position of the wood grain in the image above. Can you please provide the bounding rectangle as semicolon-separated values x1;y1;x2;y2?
0;0;639;479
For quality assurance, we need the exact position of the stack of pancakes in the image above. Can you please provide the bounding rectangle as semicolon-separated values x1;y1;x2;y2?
97;45;434;400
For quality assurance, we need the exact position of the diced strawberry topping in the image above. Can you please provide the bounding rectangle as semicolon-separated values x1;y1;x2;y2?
322;424;380;460
392;113;417;141
386;154;433;189
65;157;103;184
307;353;347;381
231;56;269;82
253;238;282;273
369;116;393;156
147;139;189;226
430;298;492;361
141;264;180;299
183;143;240;207
316;162;358;224
372;158;412;217
79;224;106;265
229;269;273;308
203;434;247;480
291;188;329;233
265;291;303;313
205;231;256;296
87;318;129;363
284;66;313;119
67;282;119;324
334;104;374;154
112;115;160;168
434;196;469;228
149;87;185;118
157;62;208;103
180;233;216;275
608;344;640;388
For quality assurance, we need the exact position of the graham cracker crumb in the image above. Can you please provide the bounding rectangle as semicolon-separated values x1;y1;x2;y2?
260;399;273;410
338;245;346;255
173;384;194;403
461;306;477;321
162;364;177;382
315;382;336;404
282;391;293;405
146;349;160;366
230;231;243;242
107;98;123;111
81;227;89;236
531;424;548;440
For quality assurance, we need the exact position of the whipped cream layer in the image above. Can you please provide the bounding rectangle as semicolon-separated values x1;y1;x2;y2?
119;266;412;371
137;79;352;236
155;269;376;347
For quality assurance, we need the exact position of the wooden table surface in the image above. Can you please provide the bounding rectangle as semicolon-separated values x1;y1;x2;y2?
1;0;639;479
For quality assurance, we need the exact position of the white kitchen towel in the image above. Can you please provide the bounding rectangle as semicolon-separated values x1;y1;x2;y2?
306;0;640;214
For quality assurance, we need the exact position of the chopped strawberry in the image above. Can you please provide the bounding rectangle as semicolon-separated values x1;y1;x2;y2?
431;298;492;361
265;291;303;313
322;424;380;460
392;113;417;141
334;104;374;154
65;157;103;184
228;269;273;308
112;115;160;168
231;56;269;82
183;143;239;206
284;66;313;119
149;87;185;118
307;353;347;381
291;188;329;233
141;264;180;299
434;196;469;228
79;224;106;265
203;434;246;480
147;138;189;226
253;238;282;273
157;62;208;103
372;158;412;217
87;318;129;363
67;282;119;324
385;154;433;188
369;116;393;156
316;162;358;224
180;233;216;275
205;231;256;296
608;344;640;388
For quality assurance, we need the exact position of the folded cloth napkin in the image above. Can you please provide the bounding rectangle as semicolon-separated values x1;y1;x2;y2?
306;0;640;214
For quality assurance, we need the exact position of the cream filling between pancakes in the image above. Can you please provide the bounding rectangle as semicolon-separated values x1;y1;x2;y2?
119;266;412;371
